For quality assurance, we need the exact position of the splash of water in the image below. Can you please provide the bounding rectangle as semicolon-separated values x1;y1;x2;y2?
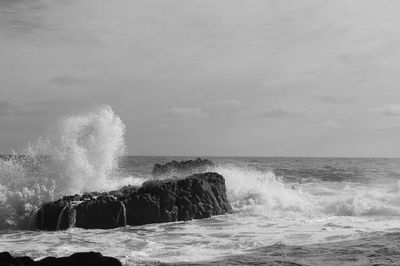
27;105;127;194
214;166;313;216
215;165;400;218
0;106;129;229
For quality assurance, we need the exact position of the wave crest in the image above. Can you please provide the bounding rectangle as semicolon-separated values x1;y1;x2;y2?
215;166;312;216
0;106;127;228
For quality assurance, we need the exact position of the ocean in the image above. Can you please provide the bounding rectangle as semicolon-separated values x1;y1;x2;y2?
2;156;400;265
1;107;400;265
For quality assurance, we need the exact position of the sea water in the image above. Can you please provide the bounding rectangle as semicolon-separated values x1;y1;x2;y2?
1;106;400;265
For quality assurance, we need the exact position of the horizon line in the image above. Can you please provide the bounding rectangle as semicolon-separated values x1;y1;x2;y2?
1;154;400;159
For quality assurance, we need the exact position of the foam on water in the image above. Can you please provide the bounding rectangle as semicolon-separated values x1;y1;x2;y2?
215;165;400;220
318;183;400;217
215;166;313;216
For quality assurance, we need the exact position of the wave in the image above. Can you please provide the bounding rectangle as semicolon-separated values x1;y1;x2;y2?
214;166;313;216
320;185;400;216
215;165;400;218
1;106;400;229
26;105;127;194
0;106;142;229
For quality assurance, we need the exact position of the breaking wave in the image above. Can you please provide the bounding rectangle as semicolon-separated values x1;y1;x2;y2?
1;106;400;230
0;106;134;229
215;166;312;216
215;165;400;218
25;105;127;194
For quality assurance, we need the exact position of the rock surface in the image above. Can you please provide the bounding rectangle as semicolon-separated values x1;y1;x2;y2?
35;172;231;230
152;158;216;178
0;252;121;266
0;251;34;266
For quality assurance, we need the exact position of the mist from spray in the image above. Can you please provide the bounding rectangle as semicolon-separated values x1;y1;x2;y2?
0;106;130;228
26;105;126;194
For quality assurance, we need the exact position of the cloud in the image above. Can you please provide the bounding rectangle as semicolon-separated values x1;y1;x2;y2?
26;100;60;107
318;95;354;104
0;101;15;116
205;99;243;110
0;0;47;36
308;119;340;128
263;73;318;89
164;107;208;120
321;121;340;128
374;105;400;116
13;109;48;116
50;75;95;87
0;100;74;117
20;100;68;116
158;124;171;130
0;101;43;116
257;105;304;118
234;105;306;124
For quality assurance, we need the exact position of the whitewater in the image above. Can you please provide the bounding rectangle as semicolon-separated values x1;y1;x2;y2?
1;106;400;265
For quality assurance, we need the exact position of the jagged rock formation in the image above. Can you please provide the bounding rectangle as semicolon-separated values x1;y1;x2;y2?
35;172;231;230
0;251;121;266
152;158;216;178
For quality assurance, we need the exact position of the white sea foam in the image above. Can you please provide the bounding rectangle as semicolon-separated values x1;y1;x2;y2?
214;166;312;216
0;106;144;229
0;156;56;228
215;165;400;219
319;184;400;217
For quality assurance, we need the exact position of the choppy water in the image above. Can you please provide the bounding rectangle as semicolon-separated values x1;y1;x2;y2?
1;107;400;265
2;156;400;265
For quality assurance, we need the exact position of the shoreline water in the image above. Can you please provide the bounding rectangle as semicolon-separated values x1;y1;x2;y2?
3;226;400;265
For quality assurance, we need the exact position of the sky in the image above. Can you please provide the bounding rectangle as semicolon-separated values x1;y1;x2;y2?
1;0;400;157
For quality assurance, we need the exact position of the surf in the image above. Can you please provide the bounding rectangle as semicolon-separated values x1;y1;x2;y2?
1;106;400;231
0;106;131;229
214;164;400;219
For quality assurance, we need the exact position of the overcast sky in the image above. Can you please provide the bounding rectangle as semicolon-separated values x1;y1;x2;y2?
1;0;400;157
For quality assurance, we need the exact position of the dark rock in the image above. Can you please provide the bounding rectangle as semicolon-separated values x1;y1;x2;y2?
62;194;81;201
14;257;33;266
33;252;122;266
81;192;102;199
152;158;215;178
75;197;126;229
34;172;231;230
109;185;138;200
35;199;69;230
0;252;122;266
126;172;231;225
80;193;94;201
0;251;22;266
31;257;58;266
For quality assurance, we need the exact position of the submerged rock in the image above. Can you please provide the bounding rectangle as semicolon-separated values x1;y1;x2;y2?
35;172;231;230
152;158;216;178
0;251;121;266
